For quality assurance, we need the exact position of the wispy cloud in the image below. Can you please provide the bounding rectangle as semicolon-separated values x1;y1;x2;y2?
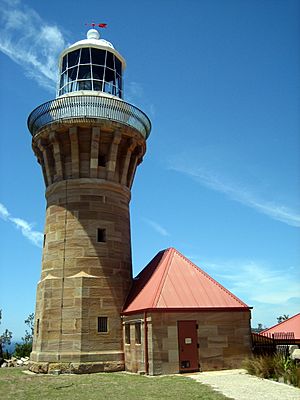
0;0;67;91
0;202;43;247
169;163;300;228
0;203;10;220
126;81;156;118
142;217;170;236
188;255;300;326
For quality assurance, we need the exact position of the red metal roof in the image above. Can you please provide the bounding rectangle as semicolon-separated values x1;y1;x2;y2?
123;248;250;314
261;313;300;340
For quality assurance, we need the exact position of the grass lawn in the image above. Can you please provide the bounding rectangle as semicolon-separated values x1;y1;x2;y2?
0;368;232;400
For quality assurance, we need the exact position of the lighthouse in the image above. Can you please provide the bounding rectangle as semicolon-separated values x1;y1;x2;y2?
27;29;151;373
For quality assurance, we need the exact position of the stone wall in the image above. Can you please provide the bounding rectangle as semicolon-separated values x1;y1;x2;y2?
30;120;146;372
123;310;252;375
123;313;145;373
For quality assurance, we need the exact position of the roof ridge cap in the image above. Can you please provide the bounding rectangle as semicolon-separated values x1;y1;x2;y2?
152;248;174;307
173;248;249;308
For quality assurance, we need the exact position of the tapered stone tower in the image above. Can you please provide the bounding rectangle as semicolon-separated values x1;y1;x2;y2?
27;29;151;373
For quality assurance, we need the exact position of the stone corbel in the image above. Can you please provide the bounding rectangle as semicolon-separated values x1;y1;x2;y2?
127;146;143;189
90;127;101;178
49;131;63;182
36;138;52;186
106;130;122;181
120;139;137;186
69;127;79;178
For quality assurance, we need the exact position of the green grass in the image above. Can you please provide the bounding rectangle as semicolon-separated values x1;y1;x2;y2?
0;368;232;400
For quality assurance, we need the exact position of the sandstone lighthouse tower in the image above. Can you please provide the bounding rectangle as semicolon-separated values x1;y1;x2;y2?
27;28;151;373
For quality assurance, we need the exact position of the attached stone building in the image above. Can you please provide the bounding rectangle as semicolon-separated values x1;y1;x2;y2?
122;248;252;375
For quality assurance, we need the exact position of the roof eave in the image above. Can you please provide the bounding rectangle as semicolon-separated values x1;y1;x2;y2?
122;306;252;316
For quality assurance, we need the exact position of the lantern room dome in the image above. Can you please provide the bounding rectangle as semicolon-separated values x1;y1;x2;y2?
68;29;115;51
57;29;126;99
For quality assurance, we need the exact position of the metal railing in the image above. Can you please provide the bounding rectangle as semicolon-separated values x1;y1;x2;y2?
27;95;151;139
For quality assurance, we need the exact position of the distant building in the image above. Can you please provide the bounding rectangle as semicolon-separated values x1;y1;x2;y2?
261;313;300;344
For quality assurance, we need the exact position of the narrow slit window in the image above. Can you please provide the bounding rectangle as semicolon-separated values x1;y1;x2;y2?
98;154;106;167
43;234;46;247
125;323;131;344
36;319;40;335
97;228;106;243
135;322;141;344
97;316;108;333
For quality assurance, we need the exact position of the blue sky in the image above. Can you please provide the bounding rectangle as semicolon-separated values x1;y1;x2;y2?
0;0;299;340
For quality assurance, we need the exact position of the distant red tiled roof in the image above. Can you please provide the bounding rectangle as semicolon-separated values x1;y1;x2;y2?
261;313;300;340
123;248;250;314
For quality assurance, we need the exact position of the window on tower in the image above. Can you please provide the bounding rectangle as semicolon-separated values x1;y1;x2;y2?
97;228;106;243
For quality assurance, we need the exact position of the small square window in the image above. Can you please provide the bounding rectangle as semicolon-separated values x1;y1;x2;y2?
125;323;131;344
98;317;108;333
135;322;141;344
97;228;106;242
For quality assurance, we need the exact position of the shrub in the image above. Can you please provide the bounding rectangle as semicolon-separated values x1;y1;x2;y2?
243;356;275;379
14;342;32;358
243;354;300;388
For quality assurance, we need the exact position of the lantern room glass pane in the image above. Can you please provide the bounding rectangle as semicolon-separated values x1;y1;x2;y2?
78;80;92;90
103;81;113;94
104;68;116;85
61;83;71;95
92;65;104;81
67;66;78;81
106;51;114;69
62;55;67;72
91;48;106;66
68;49;80;67
60;72;68;88
78;65;91;80
116;73;122;90
80;47;90;64
115;57;122;75
93;80;103;91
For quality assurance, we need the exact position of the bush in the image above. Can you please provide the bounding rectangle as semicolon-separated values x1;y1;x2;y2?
14;342;32;358
243;354;300;387
243;355;275;379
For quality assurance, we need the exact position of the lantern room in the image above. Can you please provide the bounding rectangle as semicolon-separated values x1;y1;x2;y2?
57;29;126;99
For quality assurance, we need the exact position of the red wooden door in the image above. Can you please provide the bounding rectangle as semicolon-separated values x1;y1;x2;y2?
177;320;199;372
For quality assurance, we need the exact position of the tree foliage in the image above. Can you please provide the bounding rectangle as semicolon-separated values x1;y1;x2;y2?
14;313;34;358
277;315;289;324
0;309;13;360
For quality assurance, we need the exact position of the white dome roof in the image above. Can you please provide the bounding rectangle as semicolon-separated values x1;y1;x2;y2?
60;29;125;68
69;29;115;50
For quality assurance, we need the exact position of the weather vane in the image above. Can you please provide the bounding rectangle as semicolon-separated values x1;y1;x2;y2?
85;22;107;28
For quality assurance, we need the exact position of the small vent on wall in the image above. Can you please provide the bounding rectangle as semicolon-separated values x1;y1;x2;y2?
97;317;108;333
